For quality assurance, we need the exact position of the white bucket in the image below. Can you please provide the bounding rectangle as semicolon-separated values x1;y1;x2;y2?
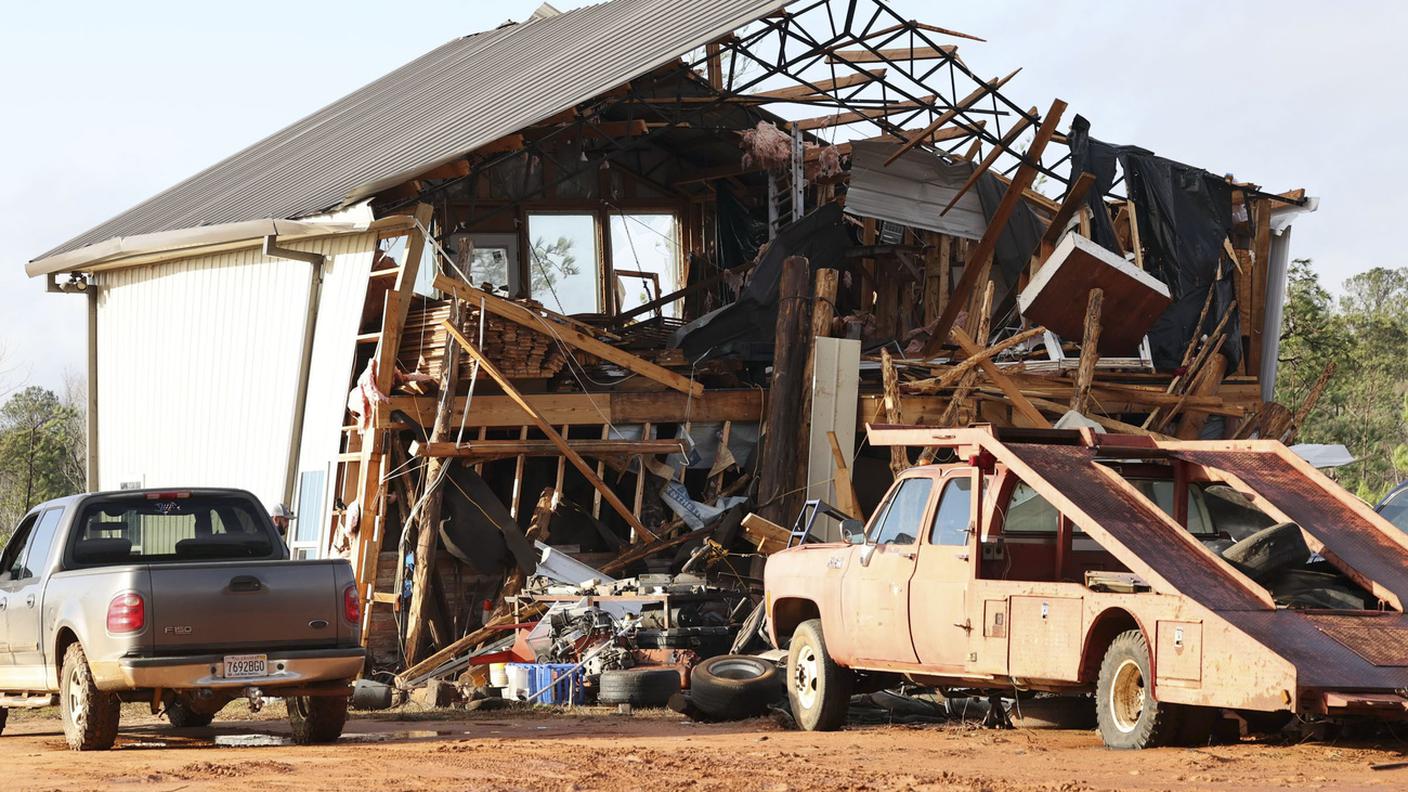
489;662;509;688
504;663;533;701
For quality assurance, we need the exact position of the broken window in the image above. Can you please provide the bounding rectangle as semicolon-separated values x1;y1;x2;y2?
447;232;518;296
611;213;680;318
527;213;600;315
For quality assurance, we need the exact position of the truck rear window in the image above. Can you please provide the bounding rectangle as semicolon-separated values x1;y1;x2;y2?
69;495;277;566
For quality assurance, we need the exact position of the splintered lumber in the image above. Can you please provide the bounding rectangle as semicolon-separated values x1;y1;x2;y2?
442;321;656;542
434;274;701;397
1039;172;1098;252
952;327;1049;428
827;431;861;519
826;46;957;64
906;326;1047;395
1175;346;1231;440
1285;361;1336;443
758;257;813;525
748;69;886;101
884;69;1021;166
881;349;909;475
403;302;570;380
1014;394;1168;438
409;439;685;461
794;95;938;131
741;512;792;554
862;20;986;43
920;98;1066;355
1070;289;1104;415
376;203;434;394
939;107;1037;216
404;300;462;667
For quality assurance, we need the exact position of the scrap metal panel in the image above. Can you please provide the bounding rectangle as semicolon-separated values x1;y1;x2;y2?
991;443;1268;611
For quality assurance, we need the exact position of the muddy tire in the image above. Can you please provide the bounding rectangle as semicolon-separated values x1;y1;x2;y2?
287;695;349;744
165;697;216;728
1095;630;1181;749
690;655;780;720
598;668;681;708
60;644;120;751
786;619;851;731
1221;522;1309;582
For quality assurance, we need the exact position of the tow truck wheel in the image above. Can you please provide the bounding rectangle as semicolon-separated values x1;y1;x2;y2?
60;644;120;751
286;694;349;744
165;696;216;728
1096;630;1181;749
787;619;852;731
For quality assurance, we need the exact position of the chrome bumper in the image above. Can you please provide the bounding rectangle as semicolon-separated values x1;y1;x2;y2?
95;648;365;691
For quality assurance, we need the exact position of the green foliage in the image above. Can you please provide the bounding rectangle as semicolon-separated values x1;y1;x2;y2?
1275;262;1408;501
0;385;86;537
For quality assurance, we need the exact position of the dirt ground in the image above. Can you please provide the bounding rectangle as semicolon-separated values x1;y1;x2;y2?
5;703;1408;792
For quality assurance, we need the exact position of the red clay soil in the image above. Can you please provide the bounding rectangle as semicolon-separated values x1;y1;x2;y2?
4;707;1407;791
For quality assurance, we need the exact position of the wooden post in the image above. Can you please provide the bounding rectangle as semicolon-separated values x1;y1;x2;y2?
758;256;812;525
442;321;656;541
403;303;462;666
881;349;908;474
796;268;839;496
923;233;950;326
1070;288;1104;415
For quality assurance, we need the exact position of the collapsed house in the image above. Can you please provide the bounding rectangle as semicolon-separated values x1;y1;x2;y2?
26;0;1318;685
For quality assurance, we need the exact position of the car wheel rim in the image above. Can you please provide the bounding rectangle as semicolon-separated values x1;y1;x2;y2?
794;645;820;710
1110;658;1145;734
709;658;765;680
68;675;86;724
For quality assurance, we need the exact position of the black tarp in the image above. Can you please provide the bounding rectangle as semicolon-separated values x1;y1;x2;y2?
1066;117;1240;372
439;464;538;576
672;203;851;362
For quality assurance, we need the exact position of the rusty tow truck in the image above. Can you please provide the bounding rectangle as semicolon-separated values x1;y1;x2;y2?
765;426;1408;748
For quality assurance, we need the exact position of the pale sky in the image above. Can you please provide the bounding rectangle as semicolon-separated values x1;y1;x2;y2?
2;0;1402;393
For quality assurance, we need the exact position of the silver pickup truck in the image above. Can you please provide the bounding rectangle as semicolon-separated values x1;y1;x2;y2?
0;488;365;750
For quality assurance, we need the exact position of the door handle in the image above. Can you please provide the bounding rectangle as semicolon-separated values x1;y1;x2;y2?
25;594;35;608
229;576;263;593
898;551;918;560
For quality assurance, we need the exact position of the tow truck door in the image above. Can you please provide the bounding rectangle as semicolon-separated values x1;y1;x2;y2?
910;472;976;670
839;474;934;665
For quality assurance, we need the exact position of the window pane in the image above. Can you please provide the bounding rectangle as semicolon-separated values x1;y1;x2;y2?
72;495;276;566
2;515;37;580
527;214;600;315
1132;479;1209;535
21;509;63;579
930;479;973;546
448;232;516;295
611;214;680;318
1004;482;1059;534
294;470;325;545
871;478;932;545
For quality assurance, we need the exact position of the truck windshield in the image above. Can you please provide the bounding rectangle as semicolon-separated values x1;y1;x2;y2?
69;495;278;566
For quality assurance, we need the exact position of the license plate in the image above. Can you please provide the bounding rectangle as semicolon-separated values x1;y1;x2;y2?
223;654;268;678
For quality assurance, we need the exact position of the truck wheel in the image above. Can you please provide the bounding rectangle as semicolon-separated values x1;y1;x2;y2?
60;644;120;751
1096;630;1181;749
787;619;851;731
165;697;216;728
286;695;349;744
690;655;780;720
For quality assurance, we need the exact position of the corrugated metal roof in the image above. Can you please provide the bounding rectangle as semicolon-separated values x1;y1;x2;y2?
845;141;987;240
34;0;786;266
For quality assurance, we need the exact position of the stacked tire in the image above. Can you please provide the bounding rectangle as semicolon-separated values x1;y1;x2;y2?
598;668;681;708
689;655;780;720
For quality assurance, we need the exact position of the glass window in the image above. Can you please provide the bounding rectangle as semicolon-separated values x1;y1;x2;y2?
1130;479;1210;535
1381;488;1408;533
1003;482;1061;534
20;509;63;579
930;478;973;546
70;494;277;567
527;214;600;315
869;478;932;546
447;232;517;296
1;514;38;581
611;214;680;318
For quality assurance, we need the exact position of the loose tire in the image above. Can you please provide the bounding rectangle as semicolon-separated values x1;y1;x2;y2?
598;668;681;708
690;655;780;720
786;619;851;731
165;697;216;728
1095;630;1181;749
60;644;120;751
0;707;8;736
286;695;349;744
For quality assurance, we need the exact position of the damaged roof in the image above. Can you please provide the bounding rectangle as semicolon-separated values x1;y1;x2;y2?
30;0;787;272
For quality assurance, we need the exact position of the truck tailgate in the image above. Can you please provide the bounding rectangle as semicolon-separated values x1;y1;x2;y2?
148;560;341;652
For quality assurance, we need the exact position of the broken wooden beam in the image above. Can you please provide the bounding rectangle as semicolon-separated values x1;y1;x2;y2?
748;68;886;101
793;95;938;131
442;320;657;542
884;69;1021;166
433;273;703;397
826;45;957;64
939;106;1037;216
409;439;686;460
1070;289;1104;415
906;326;1046;395
952;327;1049;428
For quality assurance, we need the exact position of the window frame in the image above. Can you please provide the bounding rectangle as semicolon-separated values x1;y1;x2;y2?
866;475;934;547
929;475;975;547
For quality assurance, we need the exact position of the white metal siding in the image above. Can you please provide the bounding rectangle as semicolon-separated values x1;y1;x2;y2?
96;233;375;509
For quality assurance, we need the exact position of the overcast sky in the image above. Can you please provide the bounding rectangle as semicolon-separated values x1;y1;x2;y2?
2;0;1402;393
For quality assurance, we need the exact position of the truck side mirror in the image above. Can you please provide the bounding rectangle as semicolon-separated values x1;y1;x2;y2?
841;519;865;544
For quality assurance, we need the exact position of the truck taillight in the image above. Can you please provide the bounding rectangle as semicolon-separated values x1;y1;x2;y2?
344;584;360;623
107;592;145;633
